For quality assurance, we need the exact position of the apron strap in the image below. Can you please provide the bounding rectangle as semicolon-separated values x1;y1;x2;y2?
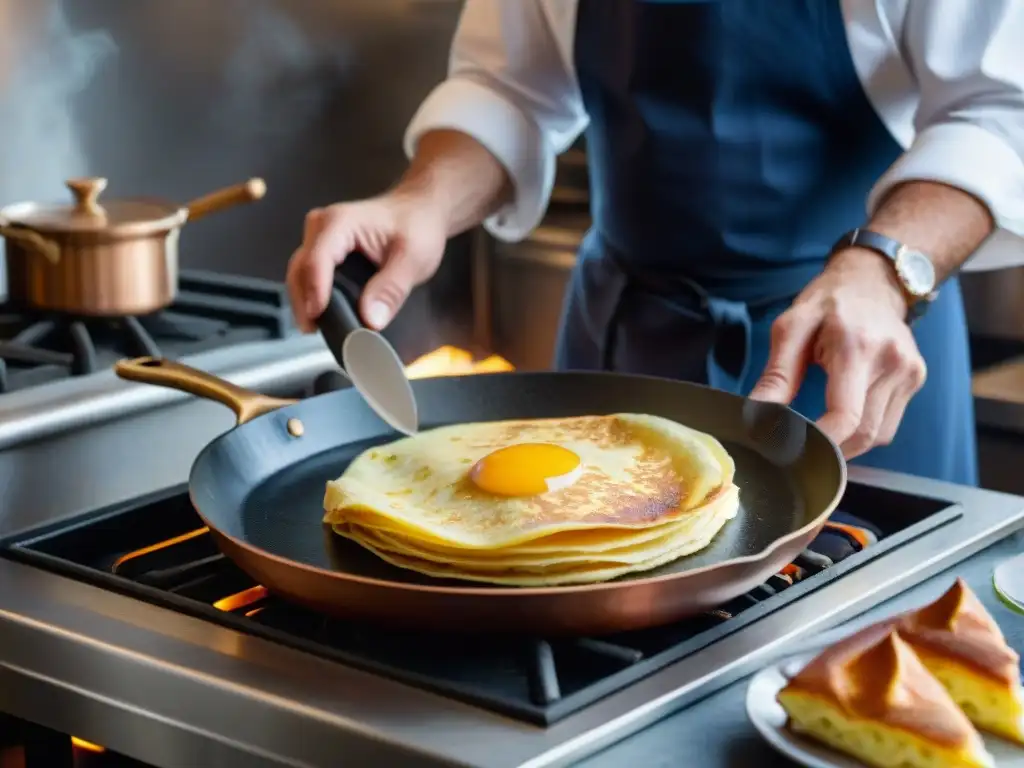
557;232;755;393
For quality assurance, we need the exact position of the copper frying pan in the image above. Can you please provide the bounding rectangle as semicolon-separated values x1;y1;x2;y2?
113;354;845;635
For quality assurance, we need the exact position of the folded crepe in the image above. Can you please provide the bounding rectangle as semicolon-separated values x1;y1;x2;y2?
777;625;993;768
324;414;740;585
895;578;1024;744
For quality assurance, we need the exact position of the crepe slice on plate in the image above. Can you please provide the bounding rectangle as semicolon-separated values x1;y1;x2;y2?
776;625;994;768
323;414;740;586
894;578;1024;744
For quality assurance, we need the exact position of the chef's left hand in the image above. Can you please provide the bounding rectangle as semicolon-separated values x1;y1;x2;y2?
749;248;927;458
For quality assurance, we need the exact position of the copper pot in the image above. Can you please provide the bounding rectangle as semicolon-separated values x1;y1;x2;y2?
0;176;266;316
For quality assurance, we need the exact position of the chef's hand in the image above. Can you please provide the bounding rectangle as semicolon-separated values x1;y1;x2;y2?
286;193;446;332
749;248;927;458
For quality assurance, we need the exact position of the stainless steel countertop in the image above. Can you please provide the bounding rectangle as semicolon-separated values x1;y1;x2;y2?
0;332;339;451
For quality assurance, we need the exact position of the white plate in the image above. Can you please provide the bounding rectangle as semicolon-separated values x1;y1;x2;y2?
994;554;1024;616
745;653;1024;767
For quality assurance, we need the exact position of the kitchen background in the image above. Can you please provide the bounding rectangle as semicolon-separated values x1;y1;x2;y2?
1;3;1024;767
2;0;1024;485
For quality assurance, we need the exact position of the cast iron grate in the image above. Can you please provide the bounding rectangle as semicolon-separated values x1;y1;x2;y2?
0;483;959;725
0;270;292;392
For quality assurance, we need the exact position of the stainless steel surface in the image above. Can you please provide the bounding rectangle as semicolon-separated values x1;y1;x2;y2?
974;357;1024;431
1;454;1021;766
487;214;587;370
480;139;591;370
0;0;473;355
471;226;494;354
550;146;590;207
343;328;419;435
962;256;1024;341
0;333;336;450
972;358;1024;495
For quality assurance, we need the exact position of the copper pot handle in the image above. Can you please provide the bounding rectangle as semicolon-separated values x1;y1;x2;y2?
0;218;61;264
184;178;267;223
115;356;294;425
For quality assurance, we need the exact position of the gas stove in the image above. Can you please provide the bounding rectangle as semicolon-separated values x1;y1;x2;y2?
0;270;291;393
0;271;338;451
0;482;958;728
0;464;1022;767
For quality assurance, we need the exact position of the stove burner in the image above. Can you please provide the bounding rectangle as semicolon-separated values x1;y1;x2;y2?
0;482;959;726
0;271;292;393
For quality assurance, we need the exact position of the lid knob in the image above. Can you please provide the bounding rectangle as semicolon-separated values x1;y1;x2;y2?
66;177;108;216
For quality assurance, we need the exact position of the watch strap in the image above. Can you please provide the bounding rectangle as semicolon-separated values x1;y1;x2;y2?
834;228;903;264
832;228;937;325
906;298;930;323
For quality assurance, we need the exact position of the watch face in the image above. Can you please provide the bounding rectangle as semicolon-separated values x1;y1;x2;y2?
895;249;936;298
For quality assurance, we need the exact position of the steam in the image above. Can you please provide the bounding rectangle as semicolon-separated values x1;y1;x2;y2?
0;1;117;206
0;0;357;205
0;0;444;290
0;1;116;294
215;0;354;141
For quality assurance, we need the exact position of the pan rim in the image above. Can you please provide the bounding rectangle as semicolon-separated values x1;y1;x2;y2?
186;371;848;595
189;486;845;596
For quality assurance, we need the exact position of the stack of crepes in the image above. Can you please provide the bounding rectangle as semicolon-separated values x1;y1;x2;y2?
777;579;1024;768
323;413;740;586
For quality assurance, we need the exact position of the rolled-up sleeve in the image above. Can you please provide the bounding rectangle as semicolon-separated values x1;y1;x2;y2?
867;0;1024;263
404;0;587;242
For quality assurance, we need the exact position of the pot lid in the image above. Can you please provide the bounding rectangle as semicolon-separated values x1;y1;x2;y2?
1;177;185;234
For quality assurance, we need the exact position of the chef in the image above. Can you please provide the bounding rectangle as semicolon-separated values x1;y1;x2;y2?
287;0;1024;485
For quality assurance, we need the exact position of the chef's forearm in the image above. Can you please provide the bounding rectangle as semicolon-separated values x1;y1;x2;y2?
866;180;995;280
390;129;512;238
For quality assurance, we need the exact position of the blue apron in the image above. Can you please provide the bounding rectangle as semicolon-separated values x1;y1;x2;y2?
554;0;977;485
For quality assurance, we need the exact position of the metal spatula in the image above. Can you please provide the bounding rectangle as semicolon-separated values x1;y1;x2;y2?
316;276;419;436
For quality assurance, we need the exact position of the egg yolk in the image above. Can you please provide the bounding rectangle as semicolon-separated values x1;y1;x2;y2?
470;443;582;497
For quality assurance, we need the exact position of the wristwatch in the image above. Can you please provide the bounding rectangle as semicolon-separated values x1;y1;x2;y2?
832;228;938;322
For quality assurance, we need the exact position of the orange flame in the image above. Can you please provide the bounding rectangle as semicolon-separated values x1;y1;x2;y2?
111;526;209;573
404;346;513;379
213;585;268;613
71;737;105;753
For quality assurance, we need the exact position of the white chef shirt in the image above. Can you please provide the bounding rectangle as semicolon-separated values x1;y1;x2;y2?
405;0;1024;271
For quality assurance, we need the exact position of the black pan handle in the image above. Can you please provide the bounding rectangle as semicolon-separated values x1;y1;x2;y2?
315;253;377;371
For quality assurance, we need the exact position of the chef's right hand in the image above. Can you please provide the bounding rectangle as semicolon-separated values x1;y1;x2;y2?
286;193;447;333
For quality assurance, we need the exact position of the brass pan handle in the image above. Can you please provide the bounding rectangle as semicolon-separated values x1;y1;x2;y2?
184;178;267;223
0;218;61;264
115;356;294;425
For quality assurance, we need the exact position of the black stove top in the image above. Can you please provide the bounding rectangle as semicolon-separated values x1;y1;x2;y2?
1;482;959;726
0;271;292;393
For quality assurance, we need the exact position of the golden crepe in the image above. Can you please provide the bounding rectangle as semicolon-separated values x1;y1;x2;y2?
323;414;740;585
777;626;994;768
335;485;738;586
895;579;1024;744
